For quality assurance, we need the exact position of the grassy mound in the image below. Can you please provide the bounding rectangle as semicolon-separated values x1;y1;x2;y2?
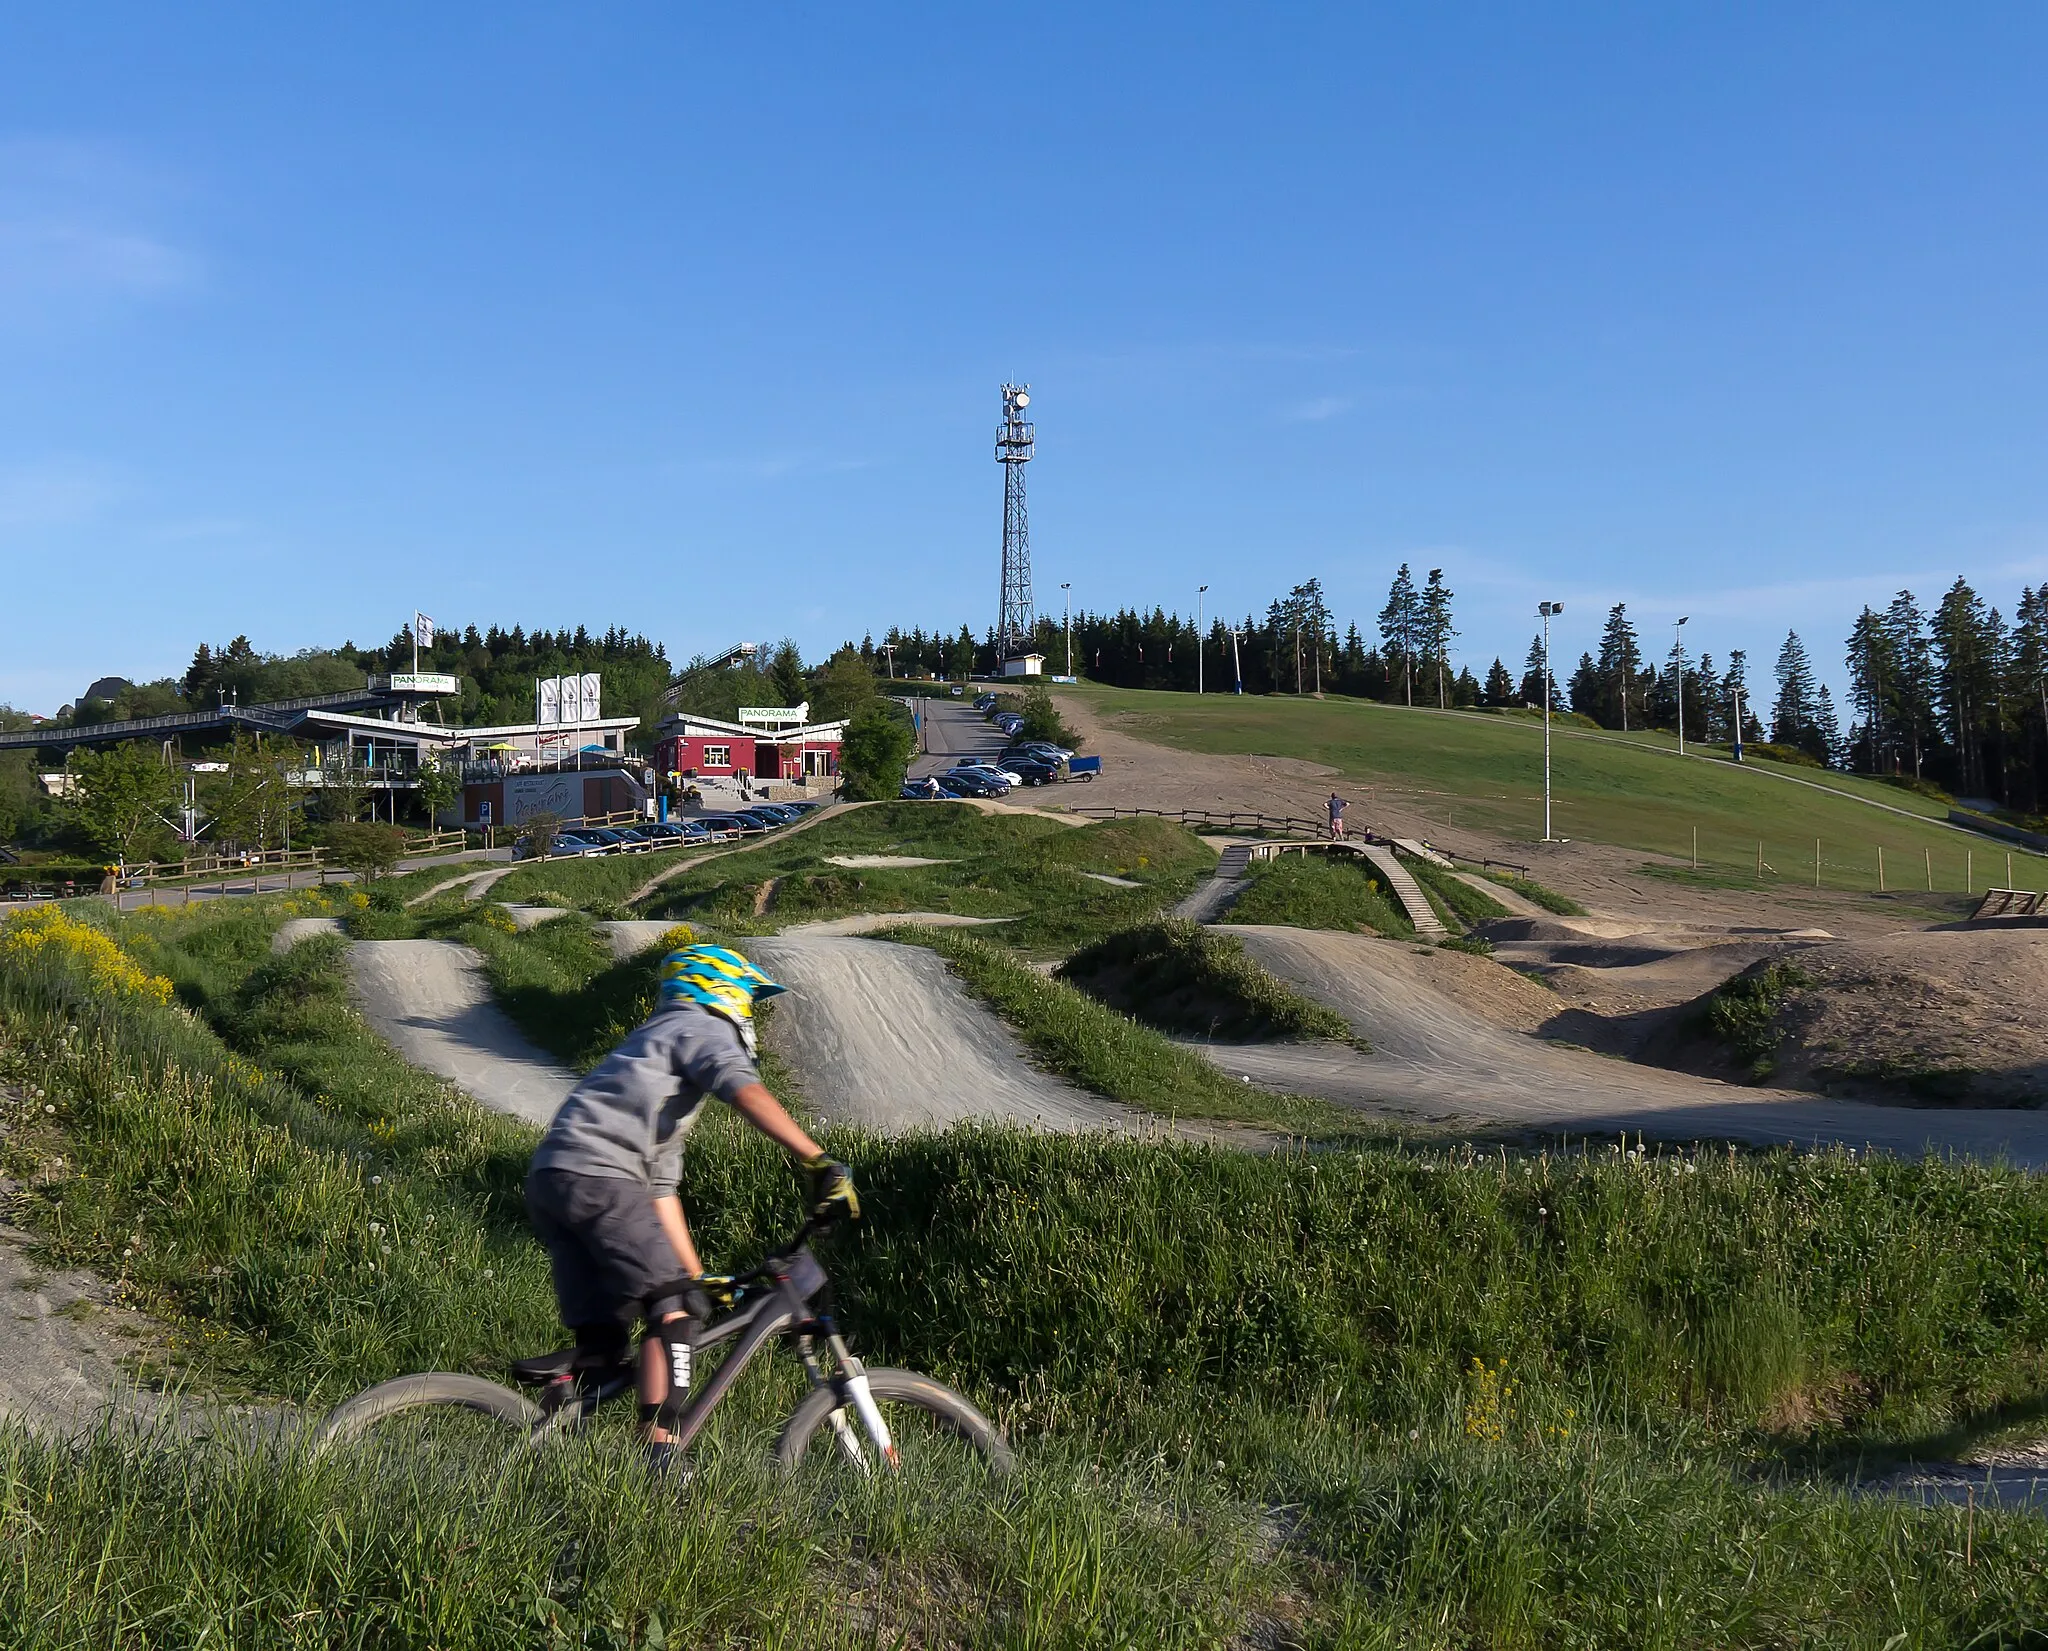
643;811;1217;953
1056;919;1353;1042
1229;853;1415;936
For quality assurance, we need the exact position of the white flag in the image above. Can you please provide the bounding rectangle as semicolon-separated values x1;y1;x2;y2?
414;612;435;649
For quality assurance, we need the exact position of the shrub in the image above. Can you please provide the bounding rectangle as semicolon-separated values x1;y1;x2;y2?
839;702;915;800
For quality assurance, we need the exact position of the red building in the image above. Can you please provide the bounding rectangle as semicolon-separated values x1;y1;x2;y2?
656;709;845;784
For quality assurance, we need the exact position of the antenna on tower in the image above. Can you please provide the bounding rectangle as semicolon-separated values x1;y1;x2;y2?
995;383;1035;661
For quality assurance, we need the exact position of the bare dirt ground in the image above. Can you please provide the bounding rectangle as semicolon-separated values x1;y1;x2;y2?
1213;926;2048;1165
1742;929;2048;1105
1051;691;1930;940
347;940;578;1127
748;932;1136;1135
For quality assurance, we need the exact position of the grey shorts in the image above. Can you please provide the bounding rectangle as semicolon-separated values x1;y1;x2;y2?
525;1167;679;1328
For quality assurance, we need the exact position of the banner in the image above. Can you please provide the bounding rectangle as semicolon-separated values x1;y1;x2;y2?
414;612;435;649
537;676;562;725
579;672;602;720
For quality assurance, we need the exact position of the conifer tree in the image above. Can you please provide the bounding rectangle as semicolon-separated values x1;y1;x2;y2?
1378;564;1420;706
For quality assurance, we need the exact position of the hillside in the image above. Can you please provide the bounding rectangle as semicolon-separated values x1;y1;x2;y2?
1054;684;2048;929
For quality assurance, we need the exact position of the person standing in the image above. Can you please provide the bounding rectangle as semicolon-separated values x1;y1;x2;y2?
1327;792;1348;839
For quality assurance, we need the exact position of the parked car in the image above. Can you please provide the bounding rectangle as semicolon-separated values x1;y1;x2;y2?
1003;741;1074;763
729;809;788;830
949;684;964;696
937;772;1010;798
749;804;804;823
695;813;772;834
973;693;998;711
1005;760;1061;786
994;715;1026;736
516;830;598;859
948;762;1024;786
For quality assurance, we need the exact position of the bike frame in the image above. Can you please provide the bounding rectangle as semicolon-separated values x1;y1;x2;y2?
535;1233;850;1456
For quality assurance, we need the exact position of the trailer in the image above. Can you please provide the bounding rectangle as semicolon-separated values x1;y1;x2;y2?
1065;755;1101;782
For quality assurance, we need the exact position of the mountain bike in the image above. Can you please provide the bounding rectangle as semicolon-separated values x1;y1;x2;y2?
310;1213;1013;1478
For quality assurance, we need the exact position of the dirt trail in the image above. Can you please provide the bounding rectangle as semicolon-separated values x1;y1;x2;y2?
1214;926;2048;1165
347;940;577;1127
0;1209;169;1437
749;932;1135;1135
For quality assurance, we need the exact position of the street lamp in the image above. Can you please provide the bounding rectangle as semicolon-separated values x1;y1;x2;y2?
1539;601;1564;840
1673;616;1689;754
1061;583;1072;679
1197;585;1208;694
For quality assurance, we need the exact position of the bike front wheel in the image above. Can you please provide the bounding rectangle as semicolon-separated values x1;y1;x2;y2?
773;1367;1014;1478
308;1372;545;1464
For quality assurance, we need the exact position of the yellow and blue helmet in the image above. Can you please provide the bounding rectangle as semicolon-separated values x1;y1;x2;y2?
658;944;787;1054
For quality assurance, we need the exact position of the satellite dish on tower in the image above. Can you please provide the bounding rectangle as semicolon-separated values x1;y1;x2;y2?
1012;392;1028;408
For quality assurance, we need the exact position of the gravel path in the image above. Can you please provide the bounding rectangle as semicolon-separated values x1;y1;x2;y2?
1213;925;2048;1166
347;940;576;1127
749;932;1134;1134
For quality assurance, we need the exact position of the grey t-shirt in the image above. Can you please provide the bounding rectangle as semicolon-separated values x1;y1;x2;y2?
529;1002;760;1194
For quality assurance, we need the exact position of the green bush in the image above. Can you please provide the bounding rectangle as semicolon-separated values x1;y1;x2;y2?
838;701;915;800
1702;961;1813;1076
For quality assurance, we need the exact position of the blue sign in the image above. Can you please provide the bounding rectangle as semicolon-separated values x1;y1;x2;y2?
480;801;493;824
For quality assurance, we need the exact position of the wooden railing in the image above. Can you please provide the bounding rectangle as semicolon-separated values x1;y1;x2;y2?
123;847;326;884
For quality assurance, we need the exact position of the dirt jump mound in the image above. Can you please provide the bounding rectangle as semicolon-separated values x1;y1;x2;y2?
1693;929;2048;1105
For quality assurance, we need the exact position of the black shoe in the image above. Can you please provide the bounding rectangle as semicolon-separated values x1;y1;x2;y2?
644;1441;693;1488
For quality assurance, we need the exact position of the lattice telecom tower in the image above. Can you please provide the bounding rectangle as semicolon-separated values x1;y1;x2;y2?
995;382;1035;660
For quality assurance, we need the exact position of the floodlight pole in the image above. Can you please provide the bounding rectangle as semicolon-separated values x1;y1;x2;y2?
1197;585;1208;694
1674;616;1689;754
1061;583;1072;678
1540;602;1563;840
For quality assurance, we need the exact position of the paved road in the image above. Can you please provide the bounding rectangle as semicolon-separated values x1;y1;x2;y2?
907;696;1012;780
1212;925;2048;1166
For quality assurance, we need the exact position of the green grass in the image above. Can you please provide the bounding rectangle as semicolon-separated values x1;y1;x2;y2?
1054;919;1356;1043
1701;961;1815;1078
1402;856;1509;928
642;809;1217;954
1228;853;1416;937
1063;682;2048;898
12;902;2048;1642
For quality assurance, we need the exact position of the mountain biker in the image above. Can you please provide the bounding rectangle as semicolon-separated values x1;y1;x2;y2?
523;942;857;1478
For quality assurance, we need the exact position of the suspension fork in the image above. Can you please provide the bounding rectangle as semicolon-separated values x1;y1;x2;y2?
798;1322;898;1469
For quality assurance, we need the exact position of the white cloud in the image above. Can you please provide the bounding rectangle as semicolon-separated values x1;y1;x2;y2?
1280;394;1352;423
0;137;201;325
0;458;120;530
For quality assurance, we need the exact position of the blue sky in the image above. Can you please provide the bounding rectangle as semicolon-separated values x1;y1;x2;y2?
4;5;2046;713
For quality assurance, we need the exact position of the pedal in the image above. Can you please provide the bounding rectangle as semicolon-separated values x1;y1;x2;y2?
510;1347;578;1387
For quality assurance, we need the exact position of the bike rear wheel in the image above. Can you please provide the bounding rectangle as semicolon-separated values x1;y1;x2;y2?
309;1373;544;1465
773;1367;1014;1477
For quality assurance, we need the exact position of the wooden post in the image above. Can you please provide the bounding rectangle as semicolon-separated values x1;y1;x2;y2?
1815;839;1821;889
1925;847;1933;892
1692;825;1698;870
1967;849;1973;893
1756;839;1763;877
1878;846;1886;892
2008;852;2015;887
